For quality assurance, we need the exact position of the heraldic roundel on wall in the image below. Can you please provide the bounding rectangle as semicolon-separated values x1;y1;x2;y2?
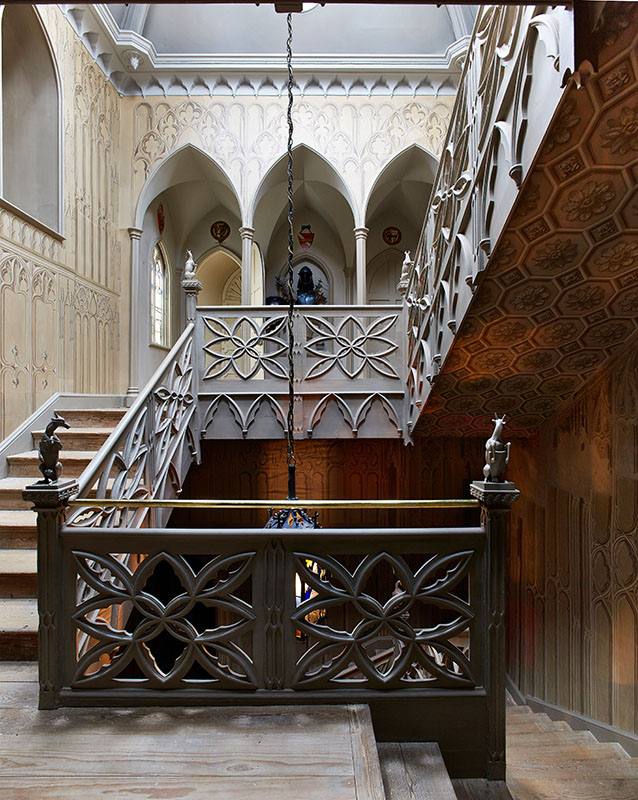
211;220;231;244
382;226;402;246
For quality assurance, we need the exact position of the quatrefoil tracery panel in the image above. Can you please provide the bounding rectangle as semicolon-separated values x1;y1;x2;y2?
72;551;257;689
202;315;289;380
303;314;400;380
291;550;475;690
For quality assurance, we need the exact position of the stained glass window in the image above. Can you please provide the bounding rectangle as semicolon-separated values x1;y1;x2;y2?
151;243;169;346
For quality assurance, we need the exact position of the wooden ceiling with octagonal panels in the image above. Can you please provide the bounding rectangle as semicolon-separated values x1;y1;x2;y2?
416;4;638;438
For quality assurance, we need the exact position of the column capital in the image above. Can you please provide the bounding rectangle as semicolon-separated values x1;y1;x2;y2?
470;480;519;509
127;227;143;241
22;479;79;511
239;226;255;240
353;226;369;240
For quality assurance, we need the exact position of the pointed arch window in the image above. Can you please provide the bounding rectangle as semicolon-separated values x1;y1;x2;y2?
150;243;170;347
1;5;60;231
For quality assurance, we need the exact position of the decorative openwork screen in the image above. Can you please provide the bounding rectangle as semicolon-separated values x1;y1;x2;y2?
67;529;482;693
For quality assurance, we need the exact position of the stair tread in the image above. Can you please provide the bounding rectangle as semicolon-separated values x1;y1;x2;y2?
0;598;38;632
32;427;115;436
8;450;98;461
0;511;36;528
0;551;37;574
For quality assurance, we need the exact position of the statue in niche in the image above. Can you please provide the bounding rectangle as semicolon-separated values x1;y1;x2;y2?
38;412;70;483
483;413;510;482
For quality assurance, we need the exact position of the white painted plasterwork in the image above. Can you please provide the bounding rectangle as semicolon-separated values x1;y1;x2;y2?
127;95;453;225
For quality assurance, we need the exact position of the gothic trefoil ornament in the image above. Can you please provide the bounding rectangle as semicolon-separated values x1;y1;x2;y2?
38;412;70;484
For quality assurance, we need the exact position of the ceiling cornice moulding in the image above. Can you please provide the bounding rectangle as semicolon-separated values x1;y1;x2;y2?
60;3;467;96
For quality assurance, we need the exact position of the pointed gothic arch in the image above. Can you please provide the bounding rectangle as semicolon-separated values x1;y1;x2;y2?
1;4;62;231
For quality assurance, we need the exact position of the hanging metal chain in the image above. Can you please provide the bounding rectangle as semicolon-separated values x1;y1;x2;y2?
285;12;296;496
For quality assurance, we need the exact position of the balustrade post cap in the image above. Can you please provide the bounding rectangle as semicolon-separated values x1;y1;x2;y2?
181;278;202;292
470;480;519;508
22;479;79;509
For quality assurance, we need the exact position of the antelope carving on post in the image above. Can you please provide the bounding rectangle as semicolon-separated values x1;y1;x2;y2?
483;413;510;483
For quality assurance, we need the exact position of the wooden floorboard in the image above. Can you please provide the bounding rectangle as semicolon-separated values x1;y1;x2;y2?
3;663;638;800
0;666;385;799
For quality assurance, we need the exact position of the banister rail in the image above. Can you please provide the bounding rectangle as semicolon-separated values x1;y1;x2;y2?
402;3;571;435
68;322;199;528
67;497;480;509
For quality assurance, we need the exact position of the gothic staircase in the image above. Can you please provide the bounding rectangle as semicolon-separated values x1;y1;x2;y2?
0;407;126;660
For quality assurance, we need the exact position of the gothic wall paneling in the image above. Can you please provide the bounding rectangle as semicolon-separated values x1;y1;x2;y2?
0;247;119;439
169;437;485;532
507;337;638;736
0;6;122;438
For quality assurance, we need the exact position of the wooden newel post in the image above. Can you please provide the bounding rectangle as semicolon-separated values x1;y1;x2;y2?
470;478;519;780
22;479;78;710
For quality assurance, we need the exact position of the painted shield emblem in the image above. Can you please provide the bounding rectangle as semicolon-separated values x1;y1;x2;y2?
382;226;402;246
211;220;231;244
298;224;314;250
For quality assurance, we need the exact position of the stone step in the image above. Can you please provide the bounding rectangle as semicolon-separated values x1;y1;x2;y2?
0;511;37;548
0;598;38;660
7;450;97;478
0;478;42;510
0;550;37;598
54;408;127;429
31;427;114;452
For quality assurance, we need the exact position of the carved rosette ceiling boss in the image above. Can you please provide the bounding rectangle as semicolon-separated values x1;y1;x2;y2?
415;7;638;438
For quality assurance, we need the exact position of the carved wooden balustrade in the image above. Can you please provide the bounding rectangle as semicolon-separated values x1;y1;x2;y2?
196;305;407;441
403;3;572;435
23;484;519;780
66;323;200;529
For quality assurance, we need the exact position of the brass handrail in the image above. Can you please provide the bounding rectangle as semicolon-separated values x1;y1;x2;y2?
67;498;479;509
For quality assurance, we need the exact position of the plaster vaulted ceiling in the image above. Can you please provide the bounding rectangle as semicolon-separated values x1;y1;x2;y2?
107;3;473;57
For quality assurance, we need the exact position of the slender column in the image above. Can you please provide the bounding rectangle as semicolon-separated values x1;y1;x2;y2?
239;226;255;306
22;479;79;710
126;227;143;398
470;478;520;781
353;226;368;305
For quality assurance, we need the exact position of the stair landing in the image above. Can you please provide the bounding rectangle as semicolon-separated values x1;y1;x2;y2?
0;663;385;799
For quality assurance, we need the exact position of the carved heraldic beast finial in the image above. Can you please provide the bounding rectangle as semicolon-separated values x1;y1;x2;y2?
38;412;70;484
483;413;510;483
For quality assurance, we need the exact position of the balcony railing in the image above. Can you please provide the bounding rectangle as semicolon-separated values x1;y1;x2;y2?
196;305;407;440
23;486;519;780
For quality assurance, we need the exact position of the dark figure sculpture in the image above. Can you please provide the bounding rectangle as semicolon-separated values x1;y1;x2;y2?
38;412;70;483
296;266;316;305
483;413;510;482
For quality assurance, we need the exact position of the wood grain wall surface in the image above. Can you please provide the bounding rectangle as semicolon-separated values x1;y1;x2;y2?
169;437;485;530
507;336;638;737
